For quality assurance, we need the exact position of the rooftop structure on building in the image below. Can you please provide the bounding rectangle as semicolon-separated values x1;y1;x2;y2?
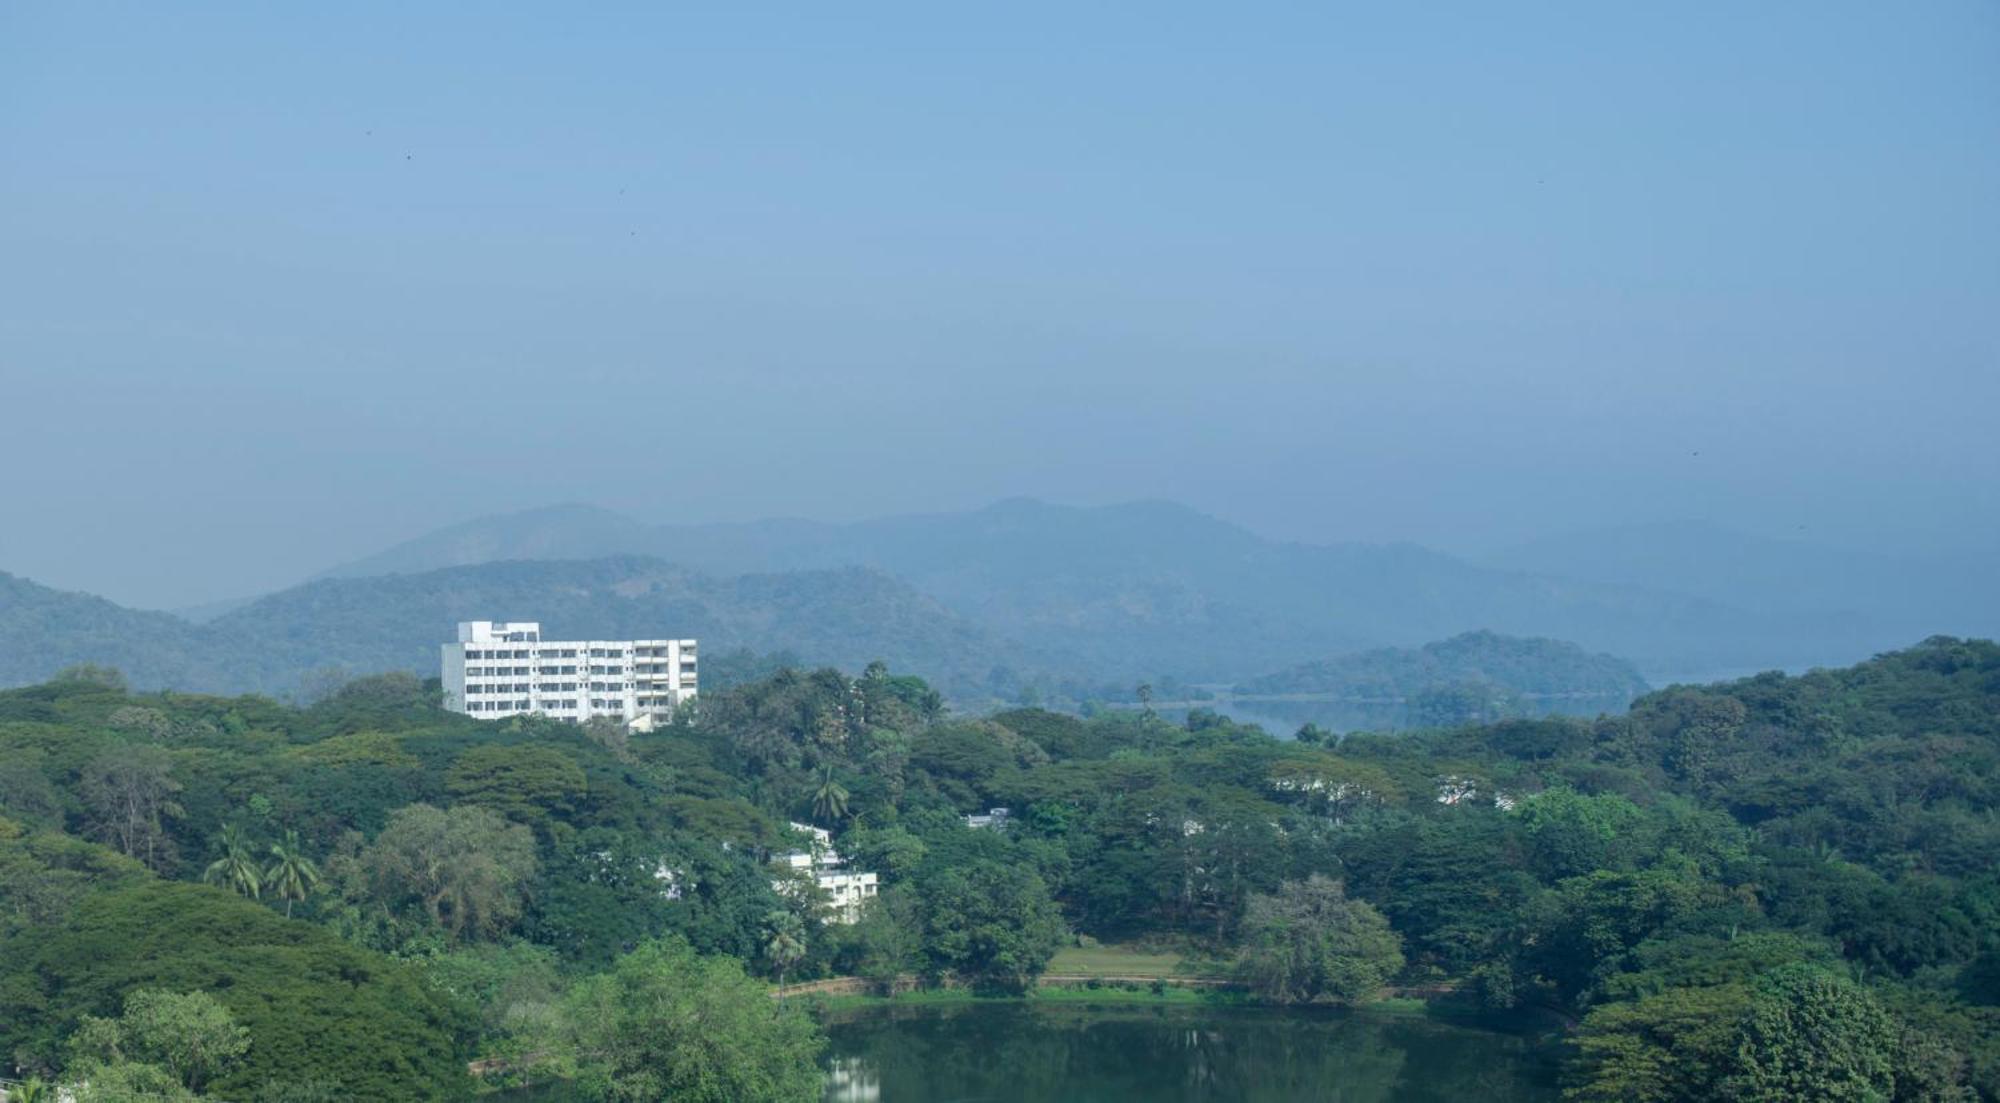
441;620;695;730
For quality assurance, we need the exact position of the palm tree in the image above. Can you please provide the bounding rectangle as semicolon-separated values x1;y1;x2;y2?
202;823;262;899
764;911;807;998
265;829;321;918
810;765;850;825
8;1078;53;1103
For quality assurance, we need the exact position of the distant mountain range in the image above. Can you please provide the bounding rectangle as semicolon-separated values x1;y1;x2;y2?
6;498;1988;703
1;561;1022;698
313;497;1934;681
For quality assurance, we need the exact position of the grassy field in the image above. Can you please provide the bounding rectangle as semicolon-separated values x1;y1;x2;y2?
1046;944;1195;978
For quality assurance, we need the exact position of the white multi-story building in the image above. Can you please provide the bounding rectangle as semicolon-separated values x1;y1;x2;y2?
776;822;880;925
442;620;696;729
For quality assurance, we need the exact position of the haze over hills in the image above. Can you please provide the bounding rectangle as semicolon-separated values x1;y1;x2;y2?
315;497;1928;682
12;498;1988;704
0;561;1030;699
1484;520;2000;640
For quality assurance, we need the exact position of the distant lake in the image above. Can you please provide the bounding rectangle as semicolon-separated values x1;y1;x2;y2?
821;1001;1559;1102
1149;690;1635;738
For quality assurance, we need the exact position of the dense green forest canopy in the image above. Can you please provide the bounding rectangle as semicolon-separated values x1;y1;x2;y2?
0;637;1996;1100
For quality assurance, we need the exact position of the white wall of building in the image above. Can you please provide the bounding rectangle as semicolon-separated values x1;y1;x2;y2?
776;821;880;925
441;620;696;726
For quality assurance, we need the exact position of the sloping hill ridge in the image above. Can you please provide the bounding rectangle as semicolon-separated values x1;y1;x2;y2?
318;498;1901;680
0;560;1031;698
0;572;222;689
1236;630;1652;700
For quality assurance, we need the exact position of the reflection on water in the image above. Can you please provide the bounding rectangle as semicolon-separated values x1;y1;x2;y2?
822;1002;1558;1102
825;1055;881;1103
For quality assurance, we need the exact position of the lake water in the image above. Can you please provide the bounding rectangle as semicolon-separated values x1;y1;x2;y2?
1168;692;1633;738
821;1001;1559;1102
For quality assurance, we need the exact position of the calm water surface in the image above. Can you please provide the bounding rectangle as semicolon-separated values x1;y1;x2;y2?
1157;692;1635;737
821;1001;1559;1102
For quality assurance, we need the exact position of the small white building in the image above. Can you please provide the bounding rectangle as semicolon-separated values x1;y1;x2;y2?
816;869;881;924
965;807;1012;830
441;620;696;728
776;822;879;925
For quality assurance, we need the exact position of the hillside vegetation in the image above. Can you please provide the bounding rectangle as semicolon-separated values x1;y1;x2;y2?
1237;630;1649;700
0;638;1996;1099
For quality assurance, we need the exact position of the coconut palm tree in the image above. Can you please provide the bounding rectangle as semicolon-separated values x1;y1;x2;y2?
202;823;262;899
265;829;321;918
764;911;807;998
7;1078;53;1103
810;765;850;825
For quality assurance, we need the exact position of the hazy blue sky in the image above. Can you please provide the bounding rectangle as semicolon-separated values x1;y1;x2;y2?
3;2;1996;608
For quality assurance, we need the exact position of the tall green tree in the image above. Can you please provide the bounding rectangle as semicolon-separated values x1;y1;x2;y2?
850;885;922;988
359;804;537;941
7;1078;54;1102
554;936;824;1103
763;910;807;995
810;766;849;825
80;745;183;873
66;1060;198;1102
67;989;250;1094
265;829;320;918
202;823;262;900
1723;965;1901;1102
444;744;588;829
1568;984;1753;1102
0;878;469;1100
1237;875;1403;1006
918;859;1066;993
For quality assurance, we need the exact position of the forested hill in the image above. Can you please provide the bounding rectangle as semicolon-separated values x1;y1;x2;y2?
1;638;1996;1100
1235;630;1650;700
0;572;221;689
310;498;1909;680
0;560;1033;699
